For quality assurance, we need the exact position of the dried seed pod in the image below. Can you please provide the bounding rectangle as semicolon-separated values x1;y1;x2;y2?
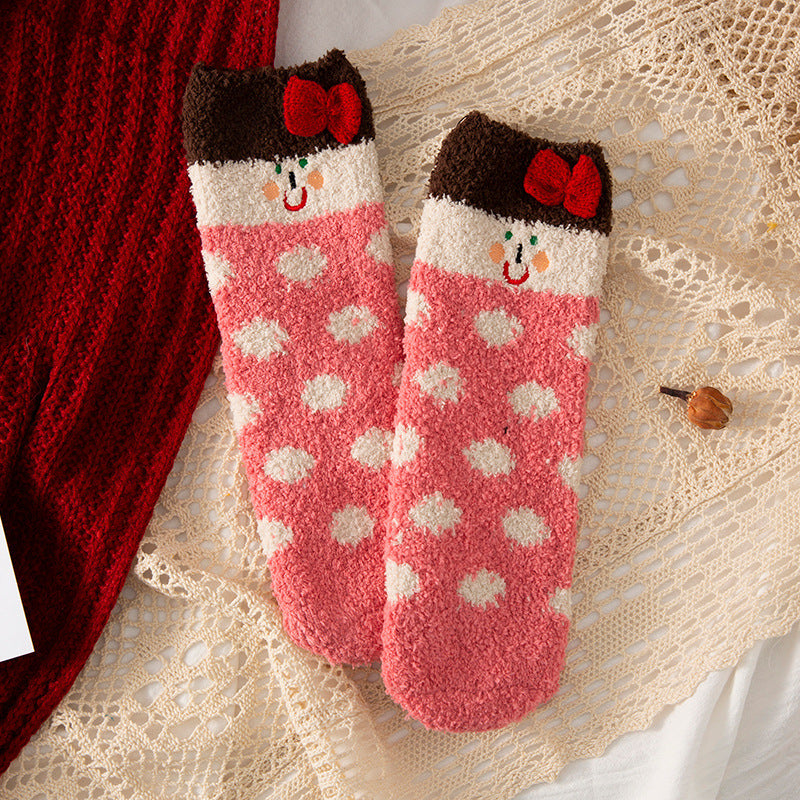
659;385;732;429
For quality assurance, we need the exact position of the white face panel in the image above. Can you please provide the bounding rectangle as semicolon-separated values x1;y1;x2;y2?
415;196;609;297
187;139;382;227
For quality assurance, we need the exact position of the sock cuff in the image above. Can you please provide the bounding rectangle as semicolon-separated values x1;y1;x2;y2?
428;111;613;236
183;49;375;165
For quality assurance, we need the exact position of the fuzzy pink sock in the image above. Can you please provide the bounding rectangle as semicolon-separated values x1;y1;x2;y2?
183;51;403;664
382;112;612;730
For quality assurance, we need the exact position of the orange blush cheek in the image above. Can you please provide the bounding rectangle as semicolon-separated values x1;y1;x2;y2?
533;251;550;273
307;170;324;190
263;181;280;200
488;241;504;264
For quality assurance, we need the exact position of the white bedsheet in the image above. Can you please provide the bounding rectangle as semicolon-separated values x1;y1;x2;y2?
276;3;800;797
516;621;800;800
275;0;472;67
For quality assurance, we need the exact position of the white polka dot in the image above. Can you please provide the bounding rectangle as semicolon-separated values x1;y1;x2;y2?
327;305;379;344
559;455;581;491
228;392;261;431
263;447;315;484
276;245;327;282
567;323;598;360
458;569;506;609
549;587;572;619
392;361;404;387
415;362;464;406
365;226;391;263
385;560;420;602
508;380;559;419
391;423;421;467
405;290;431;326
231;318;288;361
502;507;551;547
351;427;393;470
409;492;462;536
257;518;294;559
464;438;515;476
302;374;347;412
474;309;523;347
201;250;233;296
330;506;375;546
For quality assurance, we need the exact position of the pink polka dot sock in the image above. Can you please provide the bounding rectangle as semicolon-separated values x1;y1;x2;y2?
183;51;403;664
382;112;613;730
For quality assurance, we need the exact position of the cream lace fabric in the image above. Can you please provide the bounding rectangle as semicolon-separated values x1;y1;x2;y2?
3;0;800;797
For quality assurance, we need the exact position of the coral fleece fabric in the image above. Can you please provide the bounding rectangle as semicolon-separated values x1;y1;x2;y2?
199;204;402;663
0;0;278;775
384;262;597;730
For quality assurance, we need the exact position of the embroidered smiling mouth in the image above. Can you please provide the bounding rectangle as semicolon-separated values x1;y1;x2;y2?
502;260;529;285
503;242;529;285
283;187;308;211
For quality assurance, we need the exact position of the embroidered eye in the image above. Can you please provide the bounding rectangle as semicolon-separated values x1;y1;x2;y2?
299;158;308;168
504;231;512;240
530;235;538;246
275;164;282;174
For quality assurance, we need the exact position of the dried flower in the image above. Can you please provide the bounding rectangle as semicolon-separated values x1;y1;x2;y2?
659;385;732;430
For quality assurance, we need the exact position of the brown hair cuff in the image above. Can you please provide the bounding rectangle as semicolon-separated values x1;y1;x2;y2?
183;49;375;165
428;111;613;236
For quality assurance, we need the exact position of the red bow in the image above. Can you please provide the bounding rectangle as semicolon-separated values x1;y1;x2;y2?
283;76;362;145
523;149;602;219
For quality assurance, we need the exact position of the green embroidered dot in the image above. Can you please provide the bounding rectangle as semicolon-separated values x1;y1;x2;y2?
530;235;538;246
299;158;308;168
504;231;513;240
275;164;282;174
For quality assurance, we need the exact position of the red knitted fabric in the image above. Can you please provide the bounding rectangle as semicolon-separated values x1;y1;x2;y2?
0;0;278;774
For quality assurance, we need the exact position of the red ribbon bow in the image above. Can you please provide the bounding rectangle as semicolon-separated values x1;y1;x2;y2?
523;149;602;219
283;75;362;145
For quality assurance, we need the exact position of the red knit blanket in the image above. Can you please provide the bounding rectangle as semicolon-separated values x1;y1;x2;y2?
0;0;279;773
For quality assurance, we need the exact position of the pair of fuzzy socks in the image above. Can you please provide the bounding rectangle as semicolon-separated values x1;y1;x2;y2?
183;51;612;732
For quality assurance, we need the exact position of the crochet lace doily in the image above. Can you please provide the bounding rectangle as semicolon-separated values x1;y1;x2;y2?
3;0;800;797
